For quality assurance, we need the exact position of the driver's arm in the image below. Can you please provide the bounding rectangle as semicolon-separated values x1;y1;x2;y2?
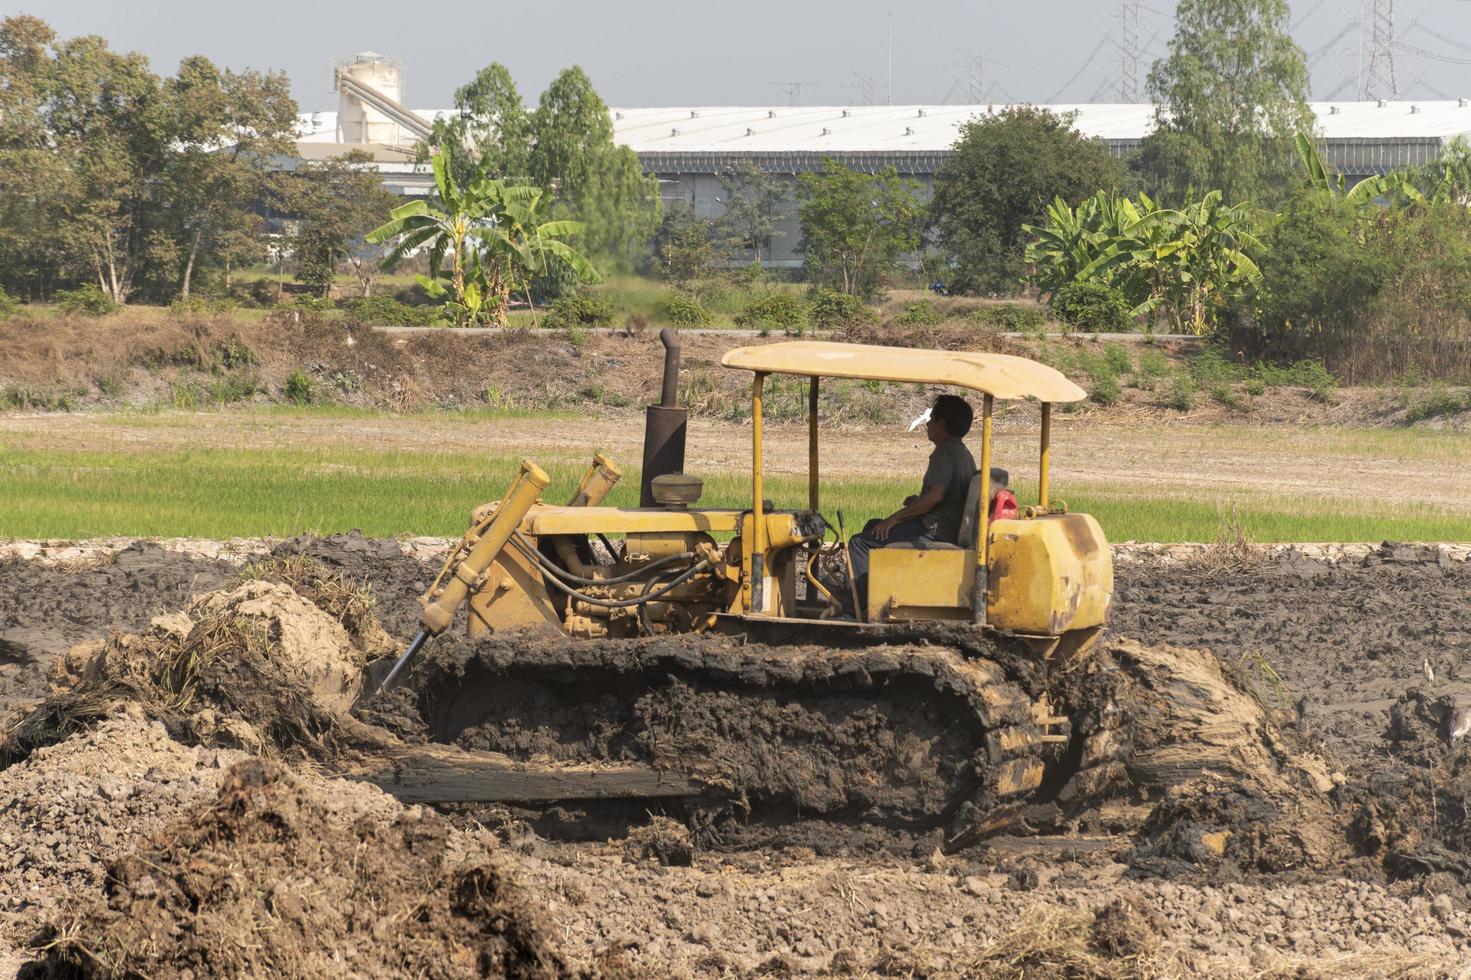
872;484;944;540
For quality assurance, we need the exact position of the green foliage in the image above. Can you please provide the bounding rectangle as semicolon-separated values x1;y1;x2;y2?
55;284;119;318
293;295;334;314
1103;343;1133;376
1090;372;1121;405
1404;385;1471;424
1211;383;1240;407
967;304;1046;333
207;370;260;404
930;107;1121;295
544;294;616;329
528;67;660;273
796;160;922;300
894;300;943;326
0;286;16;317
169;296;237;317
1226;195;1471;382
1135;348;1170;388
2;386;77;411
216;337;258;370
367;157;598;327
808;289;878;329
1025;189;1264;334
1137;0;1313;203
651;205;714;283
1159;372;1199;411
716;159;790;264
1051;281;1132;333
422;63;531;186
1244;376;1266;398
283;369;315;405
281;150;397;299
658;292;712;326
734;292;807;334
339;295;441;326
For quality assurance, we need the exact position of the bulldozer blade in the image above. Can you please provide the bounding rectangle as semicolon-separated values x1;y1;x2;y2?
354;743;711;805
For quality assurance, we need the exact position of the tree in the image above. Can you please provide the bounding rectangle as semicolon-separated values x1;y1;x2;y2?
796;161;921;299
421;62;531;185
651;204;715;283
930;106;1120;295
716;158;789;264
163;56;297;298
1137;0;1314;204
528;66;660;273
279;150;398;297
367;154;597;326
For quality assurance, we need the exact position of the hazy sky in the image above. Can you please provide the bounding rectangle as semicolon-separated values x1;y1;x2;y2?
24;0;1471;110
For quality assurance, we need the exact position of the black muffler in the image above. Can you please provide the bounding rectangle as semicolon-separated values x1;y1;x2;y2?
640;328;688;507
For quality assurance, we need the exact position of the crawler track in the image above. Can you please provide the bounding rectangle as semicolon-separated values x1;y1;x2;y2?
406;630;1051;843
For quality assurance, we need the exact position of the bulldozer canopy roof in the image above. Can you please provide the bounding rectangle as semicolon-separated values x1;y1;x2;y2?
720;341;1087;403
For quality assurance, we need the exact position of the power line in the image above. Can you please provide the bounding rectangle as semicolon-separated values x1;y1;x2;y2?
1047;36;1110;103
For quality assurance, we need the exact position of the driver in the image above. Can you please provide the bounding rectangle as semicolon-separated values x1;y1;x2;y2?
844;394;976;618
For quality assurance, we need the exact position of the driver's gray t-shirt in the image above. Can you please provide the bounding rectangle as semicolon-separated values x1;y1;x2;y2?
920;437;976;543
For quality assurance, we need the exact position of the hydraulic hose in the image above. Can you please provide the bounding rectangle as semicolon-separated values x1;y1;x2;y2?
510;537;712;609
510;532;695;588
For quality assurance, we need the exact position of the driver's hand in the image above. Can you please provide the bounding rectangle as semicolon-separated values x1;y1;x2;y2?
873;517;899;541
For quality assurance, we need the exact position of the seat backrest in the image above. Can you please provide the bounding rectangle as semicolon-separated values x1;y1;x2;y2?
954;468;1013;547
955;472;983;547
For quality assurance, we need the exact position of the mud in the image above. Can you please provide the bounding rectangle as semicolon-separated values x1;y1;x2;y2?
0;541;236;714
4;539;1471;976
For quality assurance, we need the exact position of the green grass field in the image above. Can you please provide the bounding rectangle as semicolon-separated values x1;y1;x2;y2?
4;443;1469;543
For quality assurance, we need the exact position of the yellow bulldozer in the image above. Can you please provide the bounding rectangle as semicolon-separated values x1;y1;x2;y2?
366;330;1115;845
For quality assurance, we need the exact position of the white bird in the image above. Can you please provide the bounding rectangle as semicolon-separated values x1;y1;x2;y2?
907;407;932;432
1449;706;1471;743
1423;657;1435;685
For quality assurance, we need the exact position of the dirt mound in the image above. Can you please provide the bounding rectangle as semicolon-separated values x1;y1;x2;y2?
263;532;435;639
0;717;244;946
3;578;381;767
28;757;579;979
0;541;237;714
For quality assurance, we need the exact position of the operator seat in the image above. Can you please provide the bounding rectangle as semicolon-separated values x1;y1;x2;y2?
885;469;994;552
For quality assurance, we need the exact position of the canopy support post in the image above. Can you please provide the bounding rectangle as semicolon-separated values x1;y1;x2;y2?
972;394;993;625
1039;401;1051;509
808;376;819;512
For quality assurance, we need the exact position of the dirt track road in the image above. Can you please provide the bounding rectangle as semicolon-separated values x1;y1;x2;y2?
3;410;1470;512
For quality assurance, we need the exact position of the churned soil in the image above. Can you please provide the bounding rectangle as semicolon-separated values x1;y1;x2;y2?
3;538;1471;977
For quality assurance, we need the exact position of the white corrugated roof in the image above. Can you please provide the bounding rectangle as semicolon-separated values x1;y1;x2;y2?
297;101;1471;153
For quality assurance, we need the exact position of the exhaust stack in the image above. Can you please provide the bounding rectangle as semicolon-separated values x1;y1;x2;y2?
640;328;688;507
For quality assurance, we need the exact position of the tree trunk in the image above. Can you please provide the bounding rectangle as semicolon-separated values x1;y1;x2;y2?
224;256;233;291
180;227;204;299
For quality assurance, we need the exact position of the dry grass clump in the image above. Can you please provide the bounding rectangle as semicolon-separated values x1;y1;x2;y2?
242;553;384;648
1251;950;1454;979
834;319;1026;354
1195;503;1267;573
960;900;1170;979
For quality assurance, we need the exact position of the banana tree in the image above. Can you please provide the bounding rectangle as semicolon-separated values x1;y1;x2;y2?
469;182;600;326
366;154;500;325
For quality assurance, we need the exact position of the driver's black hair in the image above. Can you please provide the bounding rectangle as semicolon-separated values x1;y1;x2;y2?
932;394;973;438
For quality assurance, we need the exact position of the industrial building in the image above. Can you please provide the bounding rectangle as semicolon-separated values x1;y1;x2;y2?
298;53;1471;265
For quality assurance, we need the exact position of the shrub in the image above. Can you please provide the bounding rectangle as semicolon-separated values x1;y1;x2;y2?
1134;348;1169;388
808;289;877;329
544;294;617;330
1405;385;1470;423
1103;343;1133;376
968;304;1047;333
208;370;261;405
623;312;649;336
216;337;258;371
0;286;19;317
293;294;334;314
56;284;119;318
895;300;943;326
1090;373;1121;405
1050;281;1131;333
1211;383;1240;407
658;292;712;326
1244;377;1266;398
284;370;315;405
735;293;808;334
1158;372;1198;411
340;295;441;327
